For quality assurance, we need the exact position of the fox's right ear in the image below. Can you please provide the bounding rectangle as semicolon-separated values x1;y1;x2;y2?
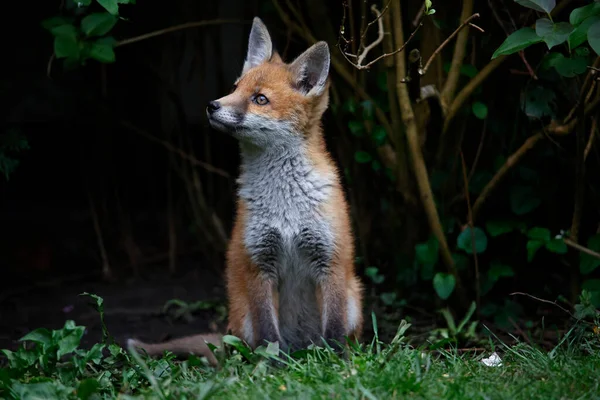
242;17;273;74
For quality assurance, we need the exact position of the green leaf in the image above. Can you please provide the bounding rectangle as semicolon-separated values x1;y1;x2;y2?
488;261;515;281
527;227;551;241
515;0;555;13
545;238;567;254
580;234;600;274
433;273;456;300
354;151;372;163
415;236;439;266
89;41;116;63
54;36;80;59
348;120;364;136
372;125;387;145
492;27;543;59
510;185;541;215
535;18;573;49
588;20;600;56
361;100;374;120
522;85;556;119
97;0;119;14
554;55;588;77
485;219;521;237
569;16;600;49
457;227;488;254
527;239;544;262
57;327;85;358
471;101;488;119
12;382;72;399
569;2;600;26
81;12;118;36
42;16;74;30
222;335;253;360
19;328;53;347
365;267;384;284
380;292;396;306
77;379;100;400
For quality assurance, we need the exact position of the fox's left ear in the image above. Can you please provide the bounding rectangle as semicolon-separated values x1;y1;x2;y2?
289;41;330;97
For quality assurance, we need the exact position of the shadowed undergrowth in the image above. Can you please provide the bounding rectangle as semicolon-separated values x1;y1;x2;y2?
1;294;599;400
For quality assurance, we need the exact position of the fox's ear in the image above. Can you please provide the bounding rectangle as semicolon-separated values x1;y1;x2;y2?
288;41;330;96
242;17;273;74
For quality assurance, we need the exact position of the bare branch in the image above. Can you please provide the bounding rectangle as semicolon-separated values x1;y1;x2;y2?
422;13;481;77
340;3;423;70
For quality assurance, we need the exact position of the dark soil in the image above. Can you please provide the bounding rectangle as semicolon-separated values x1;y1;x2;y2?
0;261;227;353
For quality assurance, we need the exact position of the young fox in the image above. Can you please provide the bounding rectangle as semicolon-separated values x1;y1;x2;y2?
128;17;363;364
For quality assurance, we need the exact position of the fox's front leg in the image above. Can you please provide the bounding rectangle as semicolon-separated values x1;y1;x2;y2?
298;227;348;348
247;227;284;348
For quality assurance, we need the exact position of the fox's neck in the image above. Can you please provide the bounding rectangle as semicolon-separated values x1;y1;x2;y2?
236;134;333;211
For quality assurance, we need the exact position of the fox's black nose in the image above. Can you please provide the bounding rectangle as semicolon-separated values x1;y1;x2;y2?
207;100;221;114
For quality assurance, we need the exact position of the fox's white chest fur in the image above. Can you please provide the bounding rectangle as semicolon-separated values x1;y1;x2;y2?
237;138;337;349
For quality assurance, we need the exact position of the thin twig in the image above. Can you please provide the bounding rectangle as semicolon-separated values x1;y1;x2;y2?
422;13;482;77
564;237;600;261
121;121;230;178
341;9;423;70
460;150;480;315
357;5;386;66
509;292;573;317
585;116;598;161
115;19;248;47
87;190;112;280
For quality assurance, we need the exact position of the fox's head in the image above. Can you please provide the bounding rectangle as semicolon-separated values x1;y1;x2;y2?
206;17;330;148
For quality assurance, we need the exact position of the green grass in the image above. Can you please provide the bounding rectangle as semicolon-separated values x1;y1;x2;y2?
1;295;600;399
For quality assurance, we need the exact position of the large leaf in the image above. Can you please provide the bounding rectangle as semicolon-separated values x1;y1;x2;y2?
97;0;119;14
415;236;439;266
488;261;515;281
457;227;488;254
545;238;567;254
521;85;556;119
588;19;600;56
89;41;116;63
472;102;488;119
433;273;456;300
527;239;545;262
527;227;551;241
492;28;543;59
535;18;573;49
19;328;53;347
515;0;555;13
580;234;600;274
568;16;600;49
569;2;600;26
554;55;588;77
81;12;118;37
510;185;541;215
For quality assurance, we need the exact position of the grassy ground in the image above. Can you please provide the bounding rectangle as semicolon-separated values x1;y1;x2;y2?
1;295;600;400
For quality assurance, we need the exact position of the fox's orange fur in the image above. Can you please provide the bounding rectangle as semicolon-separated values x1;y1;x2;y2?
128;17;363;365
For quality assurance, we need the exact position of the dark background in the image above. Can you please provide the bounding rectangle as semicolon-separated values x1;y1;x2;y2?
1;0;599;352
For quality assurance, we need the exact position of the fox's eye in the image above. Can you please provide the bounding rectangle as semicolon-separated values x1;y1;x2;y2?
253;94;269;106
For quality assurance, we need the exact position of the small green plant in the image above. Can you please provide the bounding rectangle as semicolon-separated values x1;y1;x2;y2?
42;0;136;68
